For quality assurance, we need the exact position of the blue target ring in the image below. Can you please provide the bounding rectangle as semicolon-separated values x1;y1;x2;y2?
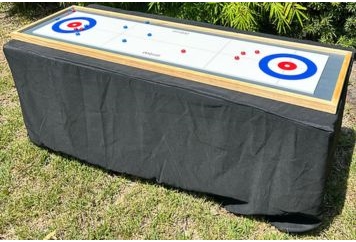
259;53;317;80
52;17;97;33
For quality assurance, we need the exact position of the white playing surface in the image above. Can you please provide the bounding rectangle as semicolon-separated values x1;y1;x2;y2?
32;10;329;94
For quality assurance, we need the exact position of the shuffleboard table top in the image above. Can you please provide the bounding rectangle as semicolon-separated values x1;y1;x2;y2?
11;6;354;113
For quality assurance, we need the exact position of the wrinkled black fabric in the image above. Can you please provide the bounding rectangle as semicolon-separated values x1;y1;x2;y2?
3;5;354;233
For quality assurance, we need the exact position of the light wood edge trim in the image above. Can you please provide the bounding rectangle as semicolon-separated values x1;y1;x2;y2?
331;52;353;106
11;31;338;114
74;5;352;56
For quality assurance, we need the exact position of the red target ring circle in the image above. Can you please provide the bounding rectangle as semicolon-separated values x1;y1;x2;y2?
67;21;82;28
278;61;297;71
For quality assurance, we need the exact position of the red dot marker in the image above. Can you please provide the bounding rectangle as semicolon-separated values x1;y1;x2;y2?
278;61;297;71
67;22;82;28
255;50;260;54
241;51;246;55
234;56;240;60
181;49;186;54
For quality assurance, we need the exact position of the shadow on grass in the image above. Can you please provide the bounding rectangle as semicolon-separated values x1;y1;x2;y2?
240;126;355;235
37;126;355;235
300;126;355;235
5;3;66;20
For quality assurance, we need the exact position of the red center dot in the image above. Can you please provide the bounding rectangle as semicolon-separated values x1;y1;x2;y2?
255;50;260;54
234;56;240;60
241;51;246;55
278;61;297;71
67;22;82;28
181;49;186;54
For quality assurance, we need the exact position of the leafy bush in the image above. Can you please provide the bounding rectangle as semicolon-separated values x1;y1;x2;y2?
76;2;149;12
302;2;356;48
147;2;307;35
147;2;356;48
7;2;356;49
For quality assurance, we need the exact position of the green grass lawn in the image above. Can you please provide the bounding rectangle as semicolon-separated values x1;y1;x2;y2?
0;3;355;239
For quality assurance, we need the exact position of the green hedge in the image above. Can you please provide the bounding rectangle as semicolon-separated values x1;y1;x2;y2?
8;2;356;49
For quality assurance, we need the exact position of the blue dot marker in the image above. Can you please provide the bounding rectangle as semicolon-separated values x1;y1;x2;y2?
122;39;127;43
75;32;80;36
147;33;152;37
144;20;150;24
123;25;128;29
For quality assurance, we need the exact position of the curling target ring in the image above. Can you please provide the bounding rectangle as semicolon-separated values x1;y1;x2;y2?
52;17;96;33
259;53;317;80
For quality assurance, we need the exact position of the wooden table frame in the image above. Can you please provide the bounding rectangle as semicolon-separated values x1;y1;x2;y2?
11;5;353;114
